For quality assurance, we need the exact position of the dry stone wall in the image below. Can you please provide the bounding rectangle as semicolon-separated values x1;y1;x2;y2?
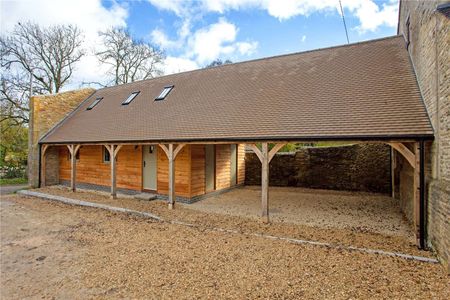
245;144;391;194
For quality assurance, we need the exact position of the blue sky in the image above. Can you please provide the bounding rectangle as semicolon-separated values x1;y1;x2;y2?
121;0;398;63
2;0;399;88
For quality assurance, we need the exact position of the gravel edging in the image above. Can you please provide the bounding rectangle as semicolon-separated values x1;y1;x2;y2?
18;190;162;221
17;190;439;264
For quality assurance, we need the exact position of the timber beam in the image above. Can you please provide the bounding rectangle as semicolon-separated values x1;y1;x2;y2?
248;143;286;223
104;144;123;199
388;141;425;248
158;143;186;209
40;144;49;187
67;144;81;192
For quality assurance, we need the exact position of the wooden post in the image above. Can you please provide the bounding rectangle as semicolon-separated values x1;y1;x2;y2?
168;144;175;209
158;143;186;209
261;143;269;223
413;142;421;246
248;143;286;223
104;144;122;199
67;144;80;192
40;144;49;187
391;148;395;198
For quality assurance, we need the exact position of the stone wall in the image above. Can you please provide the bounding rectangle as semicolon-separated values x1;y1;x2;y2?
245;144;390;194
28;88;95;187
398;0;449;268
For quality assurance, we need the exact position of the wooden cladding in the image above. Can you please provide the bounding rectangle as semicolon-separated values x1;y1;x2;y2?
237;144;245;184
157;145;191;198
191;144;206;197
59;145;142;191
58;143;245;198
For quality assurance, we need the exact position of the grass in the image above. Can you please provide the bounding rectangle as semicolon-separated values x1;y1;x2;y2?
0;178;28;185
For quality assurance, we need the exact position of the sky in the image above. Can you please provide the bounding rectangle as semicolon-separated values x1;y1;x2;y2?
1;0;399;90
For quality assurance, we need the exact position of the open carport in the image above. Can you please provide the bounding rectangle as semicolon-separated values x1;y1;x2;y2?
188;186;414;239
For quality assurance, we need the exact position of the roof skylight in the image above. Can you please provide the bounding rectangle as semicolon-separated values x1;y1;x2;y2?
155;85;173;101
86;97;103;110
122;91;140;105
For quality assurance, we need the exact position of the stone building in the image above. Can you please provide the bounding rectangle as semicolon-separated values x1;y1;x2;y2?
27;0;448;269
28;89;95;187
397;0;449;267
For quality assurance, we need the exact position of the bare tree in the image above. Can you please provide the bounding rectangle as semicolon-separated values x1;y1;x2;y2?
96;28;164;86
205;59;232;68
0;22;85;128
1;22;85;94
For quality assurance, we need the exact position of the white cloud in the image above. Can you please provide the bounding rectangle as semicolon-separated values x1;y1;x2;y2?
1;0;129;90
163;56;199;75
153;17;258;66
301;35;306;42
236;41;258;55
349;1;398;32
188;18;237;63
146;0;398;32
151;29;179;49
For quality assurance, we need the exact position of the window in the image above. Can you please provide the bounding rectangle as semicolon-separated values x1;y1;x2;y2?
103;146;111;163
87;97;103;110
122;91;140;105
155;85;173;101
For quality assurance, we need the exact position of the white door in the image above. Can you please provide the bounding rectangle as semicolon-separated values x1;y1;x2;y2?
143;145;157;190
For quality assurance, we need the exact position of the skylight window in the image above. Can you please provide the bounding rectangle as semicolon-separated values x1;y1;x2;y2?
155;85;173;101
86;97;103;110
122;91;140;105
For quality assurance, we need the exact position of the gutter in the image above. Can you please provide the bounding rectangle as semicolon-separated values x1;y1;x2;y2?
39;133;435;146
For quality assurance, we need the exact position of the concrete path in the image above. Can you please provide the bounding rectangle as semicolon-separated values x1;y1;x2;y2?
0;184;28;195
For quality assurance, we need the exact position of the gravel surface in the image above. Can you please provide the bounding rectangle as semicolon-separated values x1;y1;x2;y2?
1;194;449;299
39;186;428;257
190;186;413;237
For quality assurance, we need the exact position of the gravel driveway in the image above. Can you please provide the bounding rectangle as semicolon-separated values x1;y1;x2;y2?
1;193;449;299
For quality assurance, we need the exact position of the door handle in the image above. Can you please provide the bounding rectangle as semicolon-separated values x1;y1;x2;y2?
144;161;146;167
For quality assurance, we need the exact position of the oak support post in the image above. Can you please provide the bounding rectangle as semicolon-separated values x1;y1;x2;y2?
67;144;80;192
261;143;269;223
248;143;286;223
158;143;185;209
105;144;122;199
413;142;421;247
391;148;395;198
168;144;175;209
40;144;49;188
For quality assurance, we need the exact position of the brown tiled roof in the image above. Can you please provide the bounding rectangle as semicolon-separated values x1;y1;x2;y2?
41;35;433;144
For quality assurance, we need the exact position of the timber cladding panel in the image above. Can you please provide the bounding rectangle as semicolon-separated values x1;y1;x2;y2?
189;144;245;197
237;144;245;184
157;145;191;198
215;144;231;190
191;145;206;197
59;145;142;191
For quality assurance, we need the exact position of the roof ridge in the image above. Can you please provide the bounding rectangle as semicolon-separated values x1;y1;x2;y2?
96;35;404;92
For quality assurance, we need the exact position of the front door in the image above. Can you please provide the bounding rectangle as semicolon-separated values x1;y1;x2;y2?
143;145;157;190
